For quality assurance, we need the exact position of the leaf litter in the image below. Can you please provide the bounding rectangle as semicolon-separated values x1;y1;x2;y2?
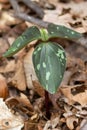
0;0;87;130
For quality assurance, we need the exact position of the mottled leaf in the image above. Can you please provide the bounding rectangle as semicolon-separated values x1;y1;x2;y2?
32;42;66;94
3;26;41;57
47;23;82;39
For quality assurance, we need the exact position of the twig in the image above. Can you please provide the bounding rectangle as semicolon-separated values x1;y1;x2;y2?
9;0;49;28
14;12;49;28
9;0;20;13
21;0;44;18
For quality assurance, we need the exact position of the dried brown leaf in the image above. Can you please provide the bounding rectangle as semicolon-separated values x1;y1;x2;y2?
6;95;34;119
43;117;60;130
60;85;87;106
73;90;87;106
0;11;21;26
0;74;9;99
0;38;8;55
12;60;26;91
23;47;37;89
44;1;87;33
0;98;24;130
66;116;78;130
17;93;33;111
0;60;16;73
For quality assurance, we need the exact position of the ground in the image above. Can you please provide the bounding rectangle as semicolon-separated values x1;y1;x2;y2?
0;0;87;130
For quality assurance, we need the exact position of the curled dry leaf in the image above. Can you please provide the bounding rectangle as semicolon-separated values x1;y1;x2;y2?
7;93;33;111
43;117;60;130
12;60;26;91
73;89;87;106
0;98;24;130
23;47;38;89
17;93;33;111
0;60;16;73
66;116;78;130
60;85;87;106
0;74;9;99
6;93;34;119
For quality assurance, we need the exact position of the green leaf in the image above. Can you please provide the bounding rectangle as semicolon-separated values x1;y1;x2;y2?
32;42;66;94
3;26;41;57
47;23;82;39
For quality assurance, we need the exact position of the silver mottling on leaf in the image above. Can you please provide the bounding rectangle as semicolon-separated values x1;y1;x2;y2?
37;47;41;51
60;75;62;78
71;31;75;34
67;29;69;32
46;84;48;90
33;51;37;55
12;48;17;52
37;64;40;70
56;49;65;61
46;72;50;80
57;27;59;30
61;54;65;59
33;47;41;55
42;62;46;68
60;59;62;62
62;63;64;66
17;43;21;47
64;36;68;38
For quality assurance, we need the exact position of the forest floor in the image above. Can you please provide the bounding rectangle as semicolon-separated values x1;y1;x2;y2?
0;0;87;130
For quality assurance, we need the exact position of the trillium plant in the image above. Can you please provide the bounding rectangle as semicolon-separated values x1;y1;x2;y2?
3;23;82;117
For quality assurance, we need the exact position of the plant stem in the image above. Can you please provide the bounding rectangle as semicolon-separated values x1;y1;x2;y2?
45;90;51;119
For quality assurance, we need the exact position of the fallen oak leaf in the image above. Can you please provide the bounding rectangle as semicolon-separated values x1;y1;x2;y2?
60;85;87;106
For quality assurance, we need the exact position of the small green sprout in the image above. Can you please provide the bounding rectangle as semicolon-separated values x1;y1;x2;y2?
3;23;82;94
